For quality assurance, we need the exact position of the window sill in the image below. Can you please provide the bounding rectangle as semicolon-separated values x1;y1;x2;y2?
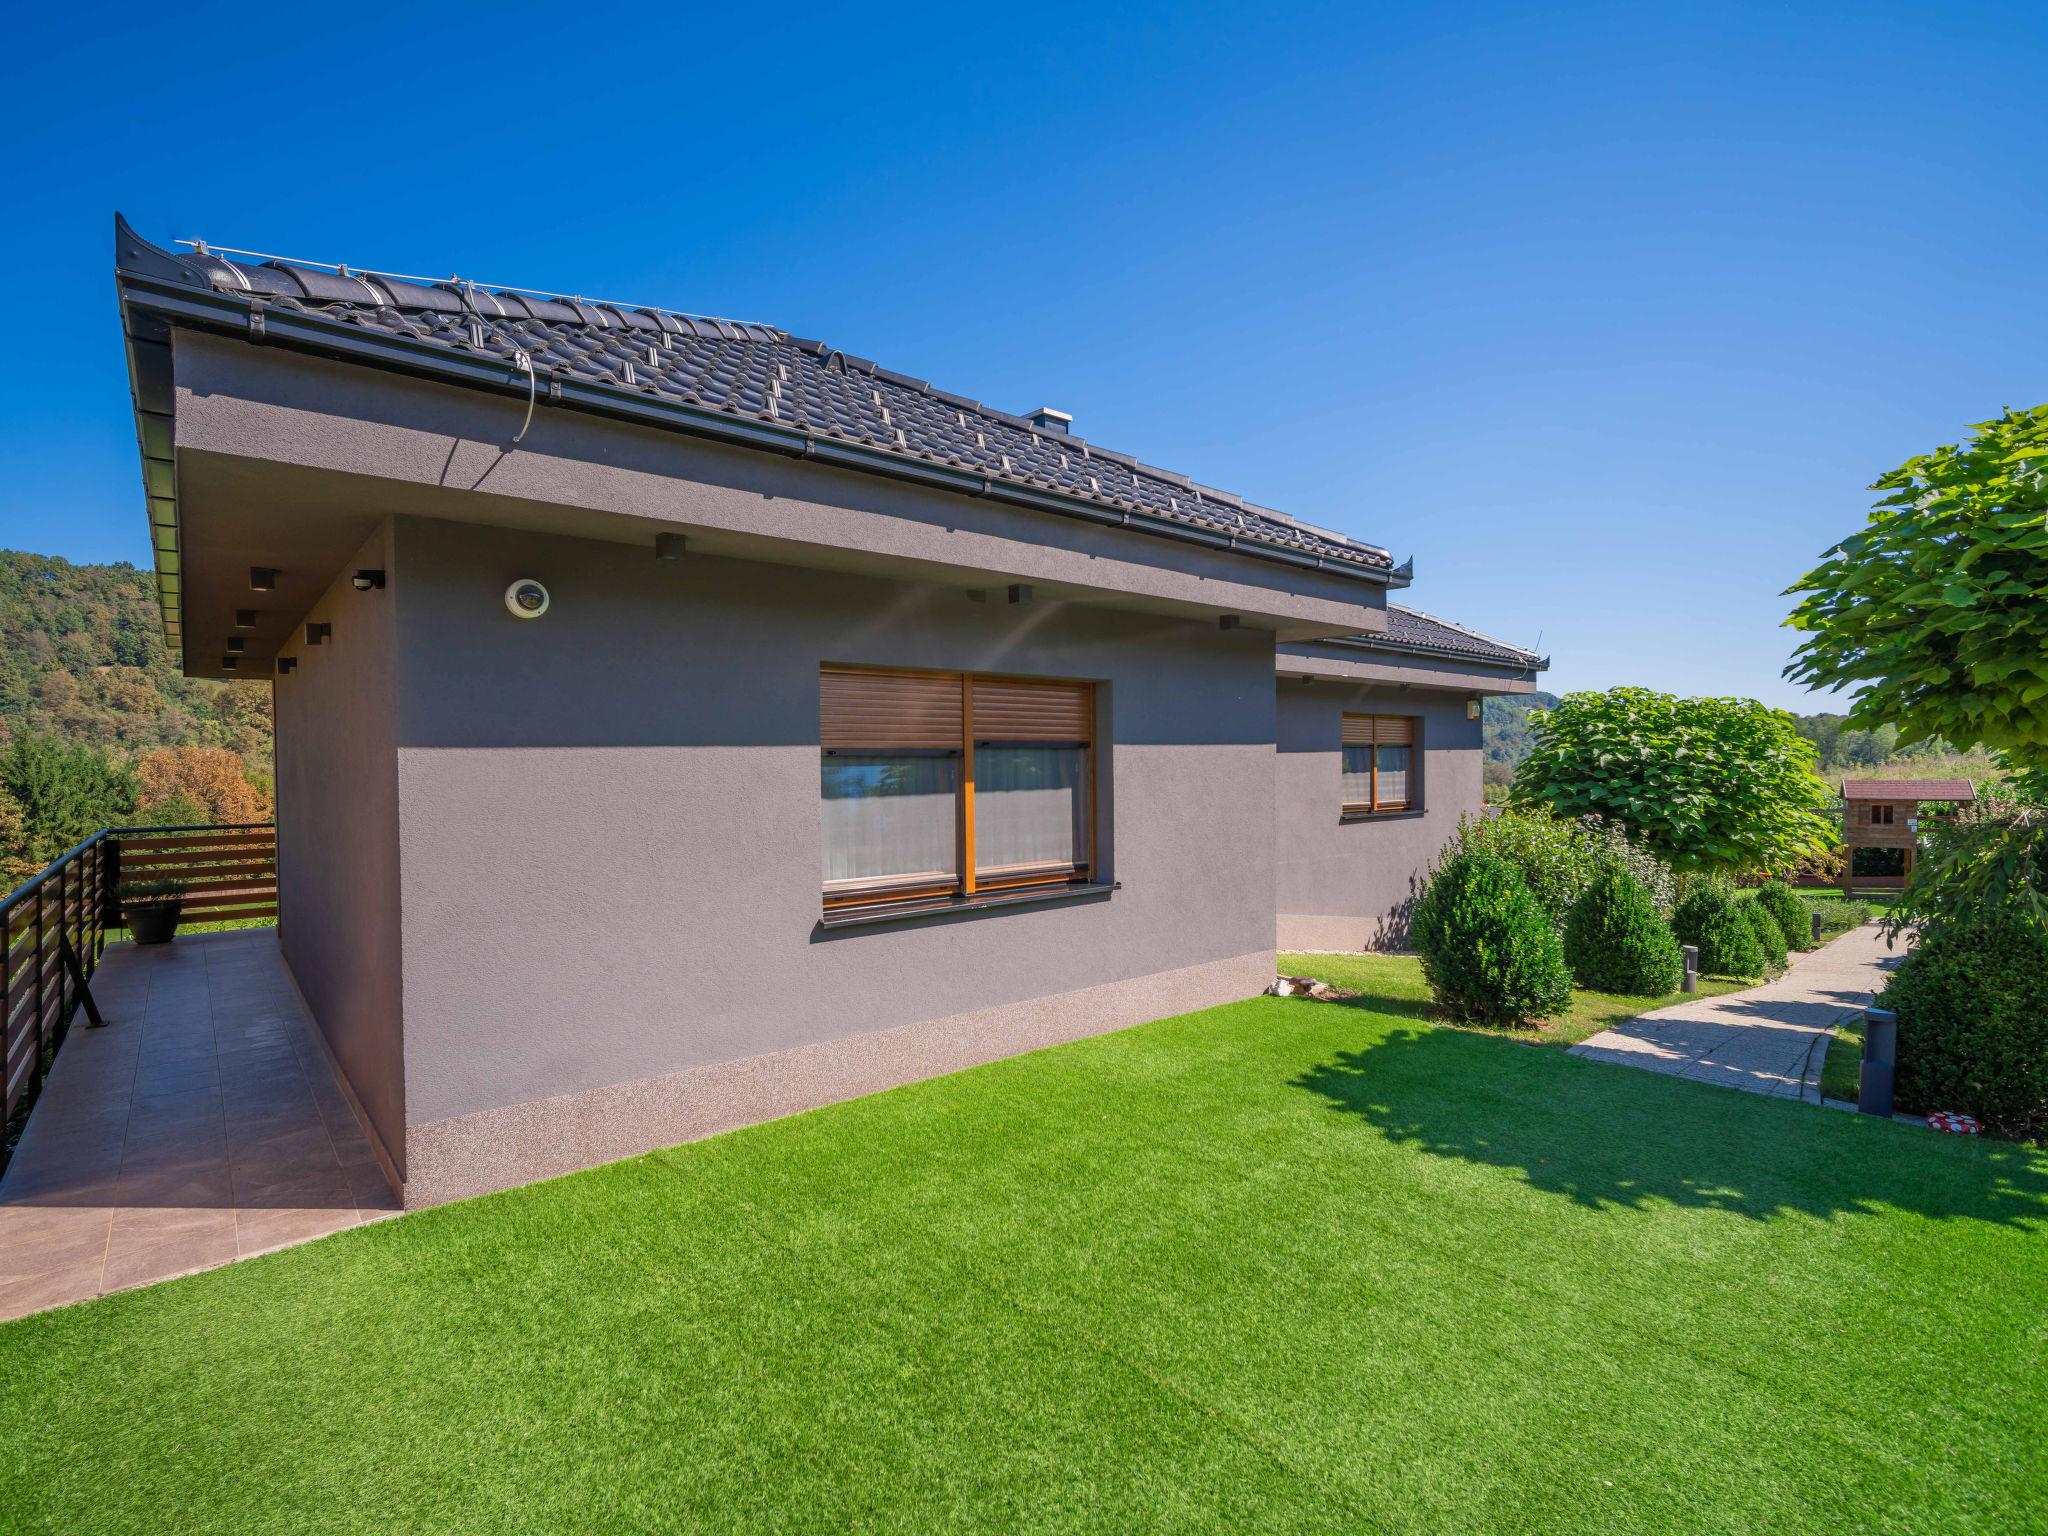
1340;808;1427;824
818;881;1118;931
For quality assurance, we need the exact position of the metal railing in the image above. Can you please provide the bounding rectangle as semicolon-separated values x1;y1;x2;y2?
1;823;275;1168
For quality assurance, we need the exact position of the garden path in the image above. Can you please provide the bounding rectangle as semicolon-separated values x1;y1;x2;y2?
1570;923;1902;1102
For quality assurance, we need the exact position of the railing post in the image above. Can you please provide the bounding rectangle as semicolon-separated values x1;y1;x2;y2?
101;834;121;940
32;875;46;1073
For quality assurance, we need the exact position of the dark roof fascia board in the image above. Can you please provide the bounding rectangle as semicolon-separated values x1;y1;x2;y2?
119;271;1410;594
1310;633;1548;673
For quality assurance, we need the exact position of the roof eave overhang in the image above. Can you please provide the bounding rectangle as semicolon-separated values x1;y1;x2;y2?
116;242;1408;661
1312;633;1549;674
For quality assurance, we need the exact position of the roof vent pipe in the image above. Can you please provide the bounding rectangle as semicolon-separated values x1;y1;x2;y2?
1027;407;1072;435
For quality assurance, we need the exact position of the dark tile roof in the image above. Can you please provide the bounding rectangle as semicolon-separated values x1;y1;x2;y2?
1337;605;1544;670
1841;779;1975;802
135;239;1395;578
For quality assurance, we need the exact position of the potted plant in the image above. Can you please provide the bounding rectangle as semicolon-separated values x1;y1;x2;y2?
118;876;187;946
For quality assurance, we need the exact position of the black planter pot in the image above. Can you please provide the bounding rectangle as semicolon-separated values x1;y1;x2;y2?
126;901;182;946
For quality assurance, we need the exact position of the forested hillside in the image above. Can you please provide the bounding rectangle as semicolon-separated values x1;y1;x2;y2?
1482;690;1559;796
1;550;273;882
0;551;271;761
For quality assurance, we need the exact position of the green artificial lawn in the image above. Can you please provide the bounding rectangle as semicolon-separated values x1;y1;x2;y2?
3;994;2044;1534
1281;951;1746;1049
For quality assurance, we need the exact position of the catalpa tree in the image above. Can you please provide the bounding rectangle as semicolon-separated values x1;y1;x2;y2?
1510;688;1833;873
1785;404;2048;774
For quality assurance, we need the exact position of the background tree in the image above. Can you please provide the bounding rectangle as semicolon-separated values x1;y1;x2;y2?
0;731;137;868
1785;404;2048;774
1510;687;1833;872
0;785;35;887
136;746;271;825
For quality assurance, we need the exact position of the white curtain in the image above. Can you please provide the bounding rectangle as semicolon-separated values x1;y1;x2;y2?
1341;745;1373;808
1376;745;1411;807
975;746;1087;875
821;754;960;886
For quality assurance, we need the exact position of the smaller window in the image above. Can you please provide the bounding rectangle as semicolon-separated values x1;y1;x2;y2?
1341;714;1418;814
1874;804;1895;826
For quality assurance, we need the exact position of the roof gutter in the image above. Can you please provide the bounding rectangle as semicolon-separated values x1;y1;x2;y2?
117;256;1408;663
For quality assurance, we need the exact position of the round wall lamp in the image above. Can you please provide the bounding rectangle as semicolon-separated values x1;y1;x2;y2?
352;569;387;592
505;578;550;620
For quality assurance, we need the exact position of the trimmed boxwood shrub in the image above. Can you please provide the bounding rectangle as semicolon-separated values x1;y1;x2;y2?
1753;880;1811;951
1671;885;1764;978
1411;848;1574;1026
1741;897;1789;973
1886;912;2048;1141
1564;864;1684;995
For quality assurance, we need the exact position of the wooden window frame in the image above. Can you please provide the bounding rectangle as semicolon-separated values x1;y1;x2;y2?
821;663;1098;913
1340;713;1419;816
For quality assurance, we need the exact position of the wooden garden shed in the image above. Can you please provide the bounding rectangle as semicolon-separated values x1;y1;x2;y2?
1839;778;1975;891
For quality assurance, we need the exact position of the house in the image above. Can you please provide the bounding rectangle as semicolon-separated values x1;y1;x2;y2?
1839;778;1975;890
114;217;1540;1207
1275;613;1544;950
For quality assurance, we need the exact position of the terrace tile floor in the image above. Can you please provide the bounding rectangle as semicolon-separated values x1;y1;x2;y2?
0;930;397;1321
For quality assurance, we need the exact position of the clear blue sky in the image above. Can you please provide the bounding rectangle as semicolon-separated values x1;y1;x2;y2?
5;1;2043;710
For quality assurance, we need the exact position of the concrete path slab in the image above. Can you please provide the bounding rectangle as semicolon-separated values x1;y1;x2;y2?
0;930;398;1322
1569;922;1904;1102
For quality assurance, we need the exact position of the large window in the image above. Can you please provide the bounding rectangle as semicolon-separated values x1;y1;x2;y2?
1341;714;1417;814
821;665;1095;911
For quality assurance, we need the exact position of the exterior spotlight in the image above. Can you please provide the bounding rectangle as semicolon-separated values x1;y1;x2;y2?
249;566;277;591
235;609;257;629
654;533;687;561
352;569;386;591
306;622;331;645
277;658;297;675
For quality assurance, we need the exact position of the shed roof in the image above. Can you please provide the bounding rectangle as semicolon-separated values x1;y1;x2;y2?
1840;779;1976;802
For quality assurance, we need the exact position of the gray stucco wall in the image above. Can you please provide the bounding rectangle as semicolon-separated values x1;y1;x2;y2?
386;516;1277;1137
1274;677;1482;952
274;524;406;1171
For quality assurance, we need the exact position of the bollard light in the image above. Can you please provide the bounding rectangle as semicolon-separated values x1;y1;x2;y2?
1860;1008;1898;1117
1680;943;1699;994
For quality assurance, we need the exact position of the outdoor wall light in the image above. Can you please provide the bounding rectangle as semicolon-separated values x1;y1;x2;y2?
1007;584;1033;605
235;609;257;629
1466;697;1482;721
277;658;297;675
249;566;277;592
352;569;387;592
306;622;331;645
1218;615;1241;631
654;533;687;561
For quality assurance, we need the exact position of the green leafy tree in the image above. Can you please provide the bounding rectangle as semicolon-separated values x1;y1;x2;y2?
1511;688;1833;873
1563;865;1683;995
1786;405;2048;773
0;731;137;867
1410;849;1574;1026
